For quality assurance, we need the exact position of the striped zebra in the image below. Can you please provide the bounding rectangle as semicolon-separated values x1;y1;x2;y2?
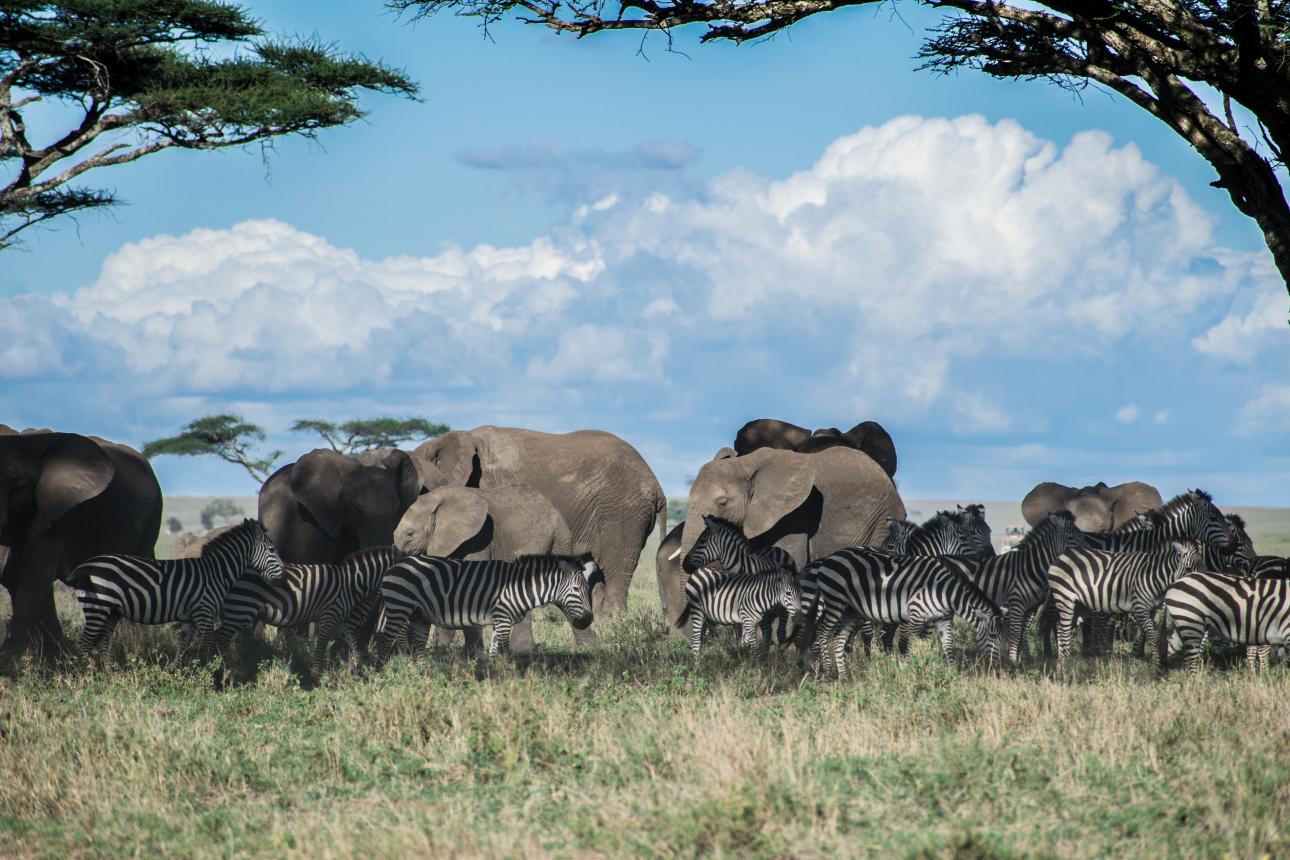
966;511;1086;663
1159;570;1290;674
70;519;284;660
880;509;992;557
1249;556;1289;577
1046;539;1202;663
679;565;800;654
959;503;996;557
373;554;598;662
681;516;799;644
212;546;401;677
800;548;1002;680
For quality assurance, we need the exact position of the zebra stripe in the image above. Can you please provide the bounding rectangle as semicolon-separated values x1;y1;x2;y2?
374;554;598;660
1249;556;1289;578
681;515;795;575
880;509;990;557
1160;571;1290;674
70;519;284;659
801;547;1002;680
1046;540;1201;663
966;510;1085;663
214;545;401;677
680;565;799;654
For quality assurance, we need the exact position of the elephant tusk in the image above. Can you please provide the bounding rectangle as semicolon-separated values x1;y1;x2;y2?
667;547;684;561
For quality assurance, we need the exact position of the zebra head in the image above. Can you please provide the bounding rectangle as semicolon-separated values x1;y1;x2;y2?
958;503;996;557
1220;514;1256;572
972;606;1005;666
242;519;286;582
682;515;745;574
553;557;598;630
1169;539;1203;580
1045;510;1089;550
879;517;913;554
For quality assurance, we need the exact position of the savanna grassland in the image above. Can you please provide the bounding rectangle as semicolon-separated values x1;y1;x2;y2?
1;502;1288;858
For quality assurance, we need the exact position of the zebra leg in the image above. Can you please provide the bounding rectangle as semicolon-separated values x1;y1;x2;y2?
489;612;518;657
1038;599;1056;659
1246;645;1271;670
1178;628;1205;675
406;617;430;657
1005;602;1027;664
741;614;761;649
933;620;954;660
858;619;874;657
832;625;851;682
1054;601;1076;664
689;610;706;655
176;621;195;655
80;611;119;664
1131;603;1156;660
462;626;484;657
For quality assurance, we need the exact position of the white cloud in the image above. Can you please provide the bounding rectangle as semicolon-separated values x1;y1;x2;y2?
1239;385;1290;433
1153;410;1169;425
1;115;1282;498
1116;404;1140;423
1193;289;1285;361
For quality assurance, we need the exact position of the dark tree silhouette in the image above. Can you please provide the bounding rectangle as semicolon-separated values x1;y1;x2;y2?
291;417;450;454
2;1;417;248
143;414;280;482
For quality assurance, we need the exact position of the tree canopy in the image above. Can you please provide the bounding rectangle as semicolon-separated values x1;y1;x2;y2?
390;0;1290;294
1;1;418;249
291;417;450;454
143;414;281;482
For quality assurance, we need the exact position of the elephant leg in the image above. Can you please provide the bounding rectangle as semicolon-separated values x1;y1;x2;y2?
510;612;534;654
3;538;71;656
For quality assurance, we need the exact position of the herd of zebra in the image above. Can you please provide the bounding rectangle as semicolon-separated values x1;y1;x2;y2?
677;490;1290;676
60;487;1290;679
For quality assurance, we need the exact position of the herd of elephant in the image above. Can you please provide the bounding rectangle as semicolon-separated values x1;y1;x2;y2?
0;415;1185;659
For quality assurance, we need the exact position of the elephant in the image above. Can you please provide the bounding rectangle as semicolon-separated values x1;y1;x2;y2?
168;526;235;559
733;418;898;478
409;426;666;617
1021;481;1163;533
656;522;686;633
0;428;162;653
665;446;905;617
259;448;421;564
393;484;578;652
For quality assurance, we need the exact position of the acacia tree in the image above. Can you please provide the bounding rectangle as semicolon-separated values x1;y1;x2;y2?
143;414;281;482
291;417;450;454
391;0;1290;295
1;1;417;248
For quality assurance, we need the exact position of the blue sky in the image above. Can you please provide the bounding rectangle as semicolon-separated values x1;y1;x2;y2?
1;4;1285;504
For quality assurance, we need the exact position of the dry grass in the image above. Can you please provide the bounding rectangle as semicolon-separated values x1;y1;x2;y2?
0;503;1288;857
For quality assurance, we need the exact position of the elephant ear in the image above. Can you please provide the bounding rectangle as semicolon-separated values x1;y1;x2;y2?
1021;482;1078;527
289;449;350;538
711;447;736;461
34;434;116;534
429;490;489;557
378;448;421;508
421;431;481;487
744;451;816;540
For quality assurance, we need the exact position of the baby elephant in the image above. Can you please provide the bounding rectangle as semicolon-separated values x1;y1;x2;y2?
679;565;801;655
394;484;577;653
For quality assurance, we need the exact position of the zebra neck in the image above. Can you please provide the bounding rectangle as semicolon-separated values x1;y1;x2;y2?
199;536;250;572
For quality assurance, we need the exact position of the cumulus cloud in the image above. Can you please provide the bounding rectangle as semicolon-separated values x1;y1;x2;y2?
1116;404;1140;423
1;115;1281;497
1193;289;1285;361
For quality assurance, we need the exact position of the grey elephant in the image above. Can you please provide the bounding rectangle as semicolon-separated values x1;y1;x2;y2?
168;526;235;559
0;427;162;652
659;446;905;623
259;447;421;564
1022;481;1163;533
409;426;666;616
394;484;578;652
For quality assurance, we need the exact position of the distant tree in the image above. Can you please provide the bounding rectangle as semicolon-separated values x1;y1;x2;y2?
291;417;450;454
1;1;418;250
143;414;281;483
199;498;243;531
165;516;183;534
392;0;1290;294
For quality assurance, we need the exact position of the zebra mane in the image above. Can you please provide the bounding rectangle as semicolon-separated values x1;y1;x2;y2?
700;515;747;540
201;518;263;554
511;554;596;569
1226;513;1247;531
1014;510;1074;548
920;509;967;531
1157;489;1214;518
959;503;986;517
340;545;400;565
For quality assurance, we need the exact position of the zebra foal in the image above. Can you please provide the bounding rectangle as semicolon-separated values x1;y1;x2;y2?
1046;539;1201;663
213;545;401;677
374;554;599;662
69;519;284;660
678;564;800;654
680;515;798;643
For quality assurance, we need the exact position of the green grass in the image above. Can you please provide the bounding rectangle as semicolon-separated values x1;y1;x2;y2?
1;501;1289;857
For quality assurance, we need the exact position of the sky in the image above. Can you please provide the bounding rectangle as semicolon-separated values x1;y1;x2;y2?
1;3;1286;505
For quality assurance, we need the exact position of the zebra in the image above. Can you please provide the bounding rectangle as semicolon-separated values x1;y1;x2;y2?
958;503;996;557
1159;570;1290;674
800;548;1003;680
965;510;1086;663
681;515;798;643
373;554;598;662
879;509;991;557
69;519;284;660
679;564;800;654
1249;556;1289;577
1046;539;1202;663
211;545;401;678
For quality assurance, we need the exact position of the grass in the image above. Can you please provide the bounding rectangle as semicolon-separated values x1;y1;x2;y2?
1;501;1289;857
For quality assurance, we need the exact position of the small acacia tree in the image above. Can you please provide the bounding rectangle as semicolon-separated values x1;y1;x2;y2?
143;414;281;483
1;1;417;248
291;417;450;454
390;0;1290;295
